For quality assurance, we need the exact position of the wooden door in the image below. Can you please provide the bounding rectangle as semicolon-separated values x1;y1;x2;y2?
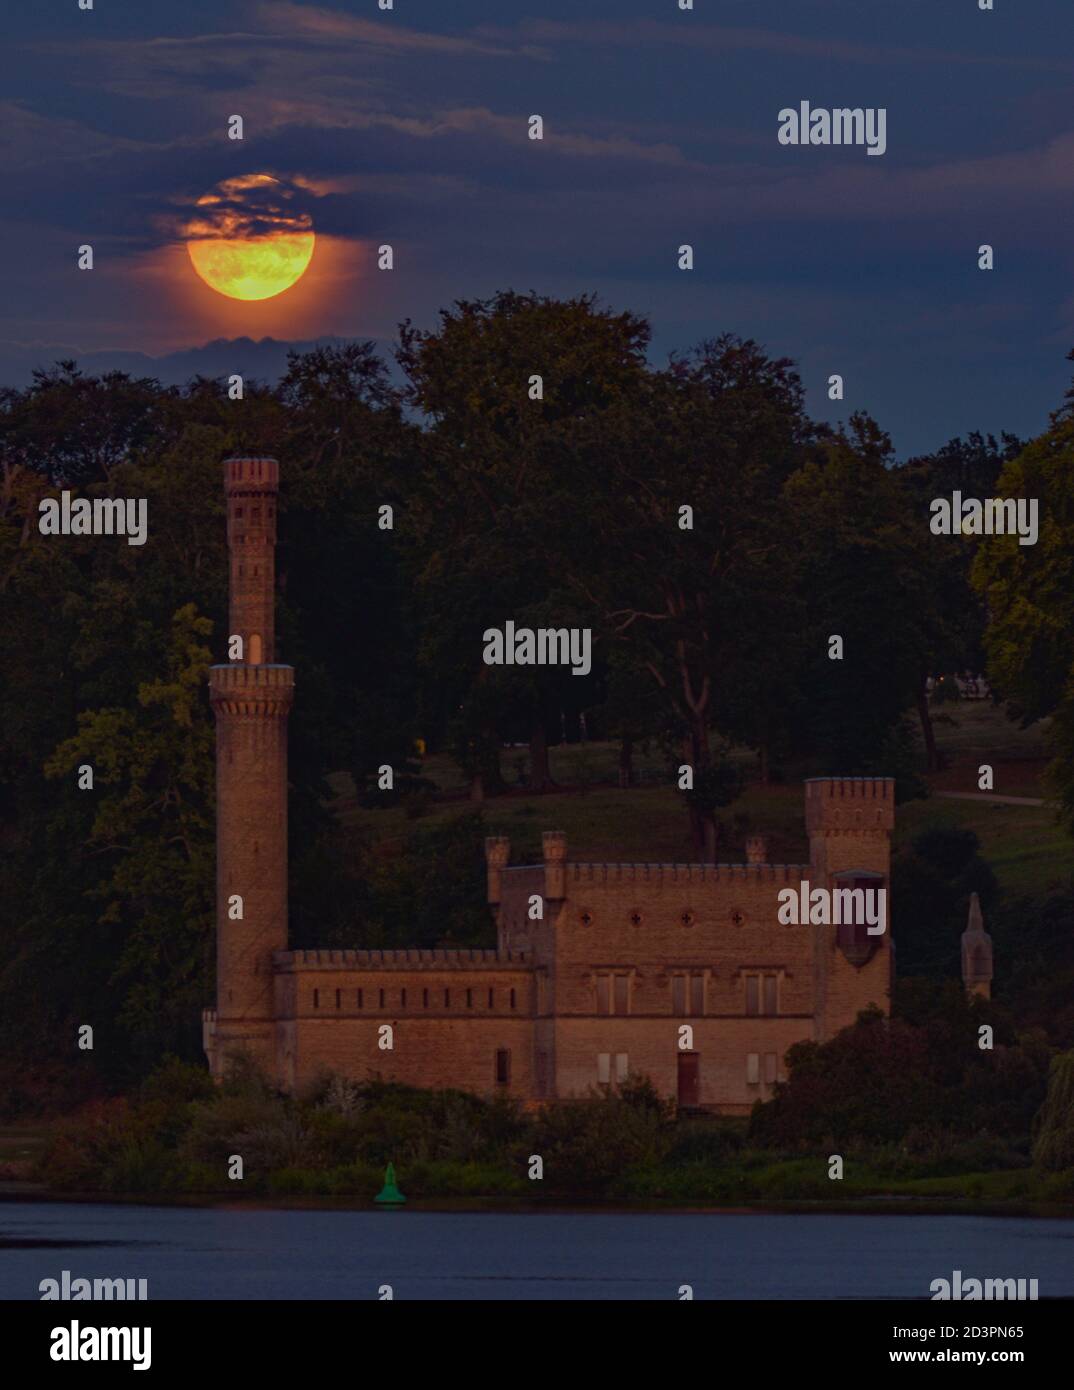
677;1051;700;1107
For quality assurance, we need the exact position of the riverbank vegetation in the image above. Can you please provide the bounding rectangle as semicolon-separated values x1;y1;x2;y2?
27;988;1074;1207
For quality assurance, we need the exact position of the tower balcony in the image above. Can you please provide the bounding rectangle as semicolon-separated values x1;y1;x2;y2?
209;663;294;716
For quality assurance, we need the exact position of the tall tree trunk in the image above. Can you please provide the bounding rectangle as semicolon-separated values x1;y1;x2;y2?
529;717;553;792
917;674;939;773
471;730;504;800
618;736;634;789
682;732;710;859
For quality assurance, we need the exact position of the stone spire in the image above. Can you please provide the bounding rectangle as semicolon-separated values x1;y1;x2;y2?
961;891;993;999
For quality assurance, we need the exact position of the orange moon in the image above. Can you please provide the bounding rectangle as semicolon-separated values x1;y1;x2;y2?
185;174;315;301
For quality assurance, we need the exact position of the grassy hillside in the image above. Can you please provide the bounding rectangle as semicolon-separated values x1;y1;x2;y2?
331;701;1073;898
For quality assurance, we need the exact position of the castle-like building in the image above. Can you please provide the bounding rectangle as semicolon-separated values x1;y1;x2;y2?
202;458;991;1111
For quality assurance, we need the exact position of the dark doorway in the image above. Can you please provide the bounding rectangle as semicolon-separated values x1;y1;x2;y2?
677;1051;700;1107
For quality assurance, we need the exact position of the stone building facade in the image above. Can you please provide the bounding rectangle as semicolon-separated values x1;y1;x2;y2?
203;456;906;1112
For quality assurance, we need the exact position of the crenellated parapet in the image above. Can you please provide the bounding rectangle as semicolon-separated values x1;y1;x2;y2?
566;861;811;883
276;947;532;971
805;777;895;833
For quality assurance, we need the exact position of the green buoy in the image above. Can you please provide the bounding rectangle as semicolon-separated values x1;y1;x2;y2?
374;1162;406;1205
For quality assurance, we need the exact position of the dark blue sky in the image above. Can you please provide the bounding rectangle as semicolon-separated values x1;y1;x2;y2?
3;0;1073;456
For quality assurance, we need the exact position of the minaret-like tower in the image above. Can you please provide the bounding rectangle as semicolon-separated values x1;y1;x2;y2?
205;458;293;1079
961;891;993;999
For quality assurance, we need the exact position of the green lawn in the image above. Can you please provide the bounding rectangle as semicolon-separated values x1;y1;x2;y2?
327;697;1073;897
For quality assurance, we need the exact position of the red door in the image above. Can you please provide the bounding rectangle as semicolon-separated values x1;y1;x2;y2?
677;1052;700;1107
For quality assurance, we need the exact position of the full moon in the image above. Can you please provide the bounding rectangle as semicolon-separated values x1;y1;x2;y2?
185;174;315;301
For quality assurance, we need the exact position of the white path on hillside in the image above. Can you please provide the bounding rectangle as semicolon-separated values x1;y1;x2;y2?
933;790;1045;807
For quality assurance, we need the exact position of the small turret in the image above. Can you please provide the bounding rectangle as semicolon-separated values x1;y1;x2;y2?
543;831;567;902
485;835;510;907
961;892;993;999
745;834;769;865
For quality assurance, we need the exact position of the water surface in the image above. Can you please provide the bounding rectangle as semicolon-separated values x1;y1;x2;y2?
2;1203;1070;1300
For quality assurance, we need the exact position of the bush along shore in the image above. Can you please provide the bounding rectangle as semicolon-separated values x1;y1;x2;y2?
22;1001;1074;1209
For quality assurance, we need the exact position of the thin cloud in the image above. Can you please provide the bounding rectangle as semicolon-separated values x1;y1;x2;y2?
475;17;1074;75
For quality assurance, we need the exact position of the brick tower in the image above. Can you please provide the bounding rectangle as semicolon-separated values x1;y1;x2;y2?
206;458;293;1079
805;777;895;1039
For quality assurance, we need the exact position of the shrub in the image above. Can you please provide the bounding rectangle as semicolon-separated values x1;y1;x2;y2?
1033;1051;1074;1172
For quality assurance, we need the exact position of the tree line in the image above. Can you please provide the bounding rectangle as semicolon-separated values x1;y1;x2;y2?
2;290;1070;1095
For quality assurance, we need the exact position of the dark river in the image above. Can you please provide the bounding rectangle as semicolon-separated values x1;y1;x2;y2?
2;1203;1070;1300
